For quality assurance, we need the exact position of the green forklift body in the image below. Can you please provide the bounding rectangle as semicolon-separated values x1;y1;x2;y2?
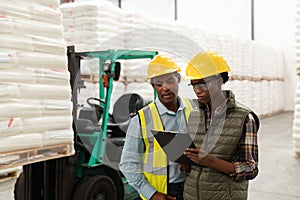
76;49;157;168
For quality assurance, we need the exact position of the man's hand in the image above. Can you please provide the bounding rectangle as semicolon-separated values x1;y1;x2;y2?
150;192;176;200
180;163;191;173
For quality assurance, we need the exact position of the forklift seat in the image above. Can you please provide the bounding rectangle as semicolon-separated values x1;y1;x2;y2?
112;93;144;123
78;107;99;126
76;119;100;134
108;93;144;137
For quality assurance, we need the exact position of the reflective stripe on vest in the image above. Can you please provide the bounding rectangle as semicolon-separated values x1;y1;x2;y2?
138;97;193;199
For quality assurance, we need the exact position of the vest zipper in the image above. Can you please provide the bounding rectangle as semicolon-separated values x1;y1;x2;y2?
227;178;232;199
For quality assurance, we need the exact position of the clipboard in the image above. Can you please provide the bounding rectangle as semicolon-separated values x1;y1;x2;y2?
150;130;196;165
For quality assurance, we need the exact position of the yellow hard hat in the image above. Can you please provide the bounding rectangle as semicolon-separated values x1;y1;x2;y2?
147;55;181;79
185;50;231;80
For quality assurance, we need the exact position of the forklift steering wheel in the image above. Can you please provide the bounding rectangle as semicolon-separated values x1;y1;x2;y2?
87;97;105;106
87;97;105;121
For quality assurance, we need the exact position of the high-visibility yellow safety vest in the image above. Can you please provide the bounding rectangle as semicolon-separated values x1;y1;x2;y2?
137;97;193;199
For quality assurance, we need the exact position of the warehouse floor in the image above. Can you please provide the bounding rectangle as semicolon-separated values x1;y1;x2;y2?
248;111;300;200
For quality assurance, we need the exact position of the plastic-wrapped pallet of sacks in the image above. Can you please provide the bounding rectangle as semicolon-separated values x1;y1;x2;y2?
218;34;235;69
293;78;300;157
126;82;154;101
240;40;253;78
80;58;99;76
193;27;208;49
261;80;270;116
109;81;126;113
273;50;284;80
250;81;263;117
276;81;284;111
231;37;243;77
261;46;272;79
0;0;73;169
252;42;264;78
77;82;98;107
270;81;284;114
122;11;153;49
60;0;124;52
178;80;196;100
169;22;201;62
239;80;252;107
205;32;221;53
149;21;177;52
224;80;242;108
0;167;22;200
0;177;16;200
294;0;300;157
0;2;66;54
224;79;257;112
123;60;149;83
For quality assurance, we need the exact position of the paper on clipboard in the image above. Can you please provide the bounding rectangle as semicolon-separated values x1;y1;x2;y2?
150;130;196;165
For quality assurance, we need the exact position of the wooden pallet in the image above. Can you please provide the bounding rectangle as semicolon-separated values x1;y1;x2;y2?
81;74;99;83
0;168;20;183
230;75;284;82
0;143;74;170
295;152;300;159
259;110;284;119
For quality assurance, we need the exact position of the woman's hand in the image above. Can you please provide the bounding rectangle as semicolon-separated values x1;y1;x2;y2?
184;148;236;175
184;148;213;167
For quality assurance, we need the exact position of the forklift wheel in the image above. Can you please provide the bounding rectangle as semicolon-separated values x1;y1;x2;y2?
72;175;117;200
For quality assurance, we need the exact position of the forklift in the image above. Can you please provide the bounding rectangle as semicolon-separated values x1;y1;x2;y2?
14;46;158;200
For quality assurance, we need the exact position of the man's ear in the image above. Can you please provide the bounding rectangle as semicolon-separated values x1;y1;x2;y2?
177;73;181;83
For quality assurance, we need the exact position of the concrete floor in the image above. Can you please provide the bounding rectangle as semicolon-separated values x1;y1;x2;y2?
248;111;300;200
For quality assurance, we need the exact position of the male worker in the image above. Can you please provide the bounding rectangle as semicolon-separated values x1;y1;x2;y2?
183;50;260;200
119;55;194;200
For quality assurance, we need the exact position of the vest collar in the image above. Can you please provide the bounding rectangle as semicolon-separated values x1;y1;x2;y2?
197;90;237;112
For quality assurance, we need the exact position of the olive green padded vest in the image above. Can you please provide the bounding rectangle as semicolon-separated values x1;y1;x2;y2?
183;91;259;200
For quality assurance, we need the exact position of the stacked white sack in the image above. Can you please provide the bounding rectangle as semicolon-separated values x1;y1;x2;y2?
205;32;222;53
0;0;73;152
0;176;16;200
252;42;264;78
60;0;124;52
0;167;22;200
123;59;149;82
241;40;253;78
224;80;247;108
293;0;300;157
293;79;300;156
225;37;285;117
260;80;270;116
59;0;285;119
231;37;244;77
126;82;154;101
80;58;99;76
170;22;203;70
218;34;235;70
121;11;154;82
122;11;153;49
